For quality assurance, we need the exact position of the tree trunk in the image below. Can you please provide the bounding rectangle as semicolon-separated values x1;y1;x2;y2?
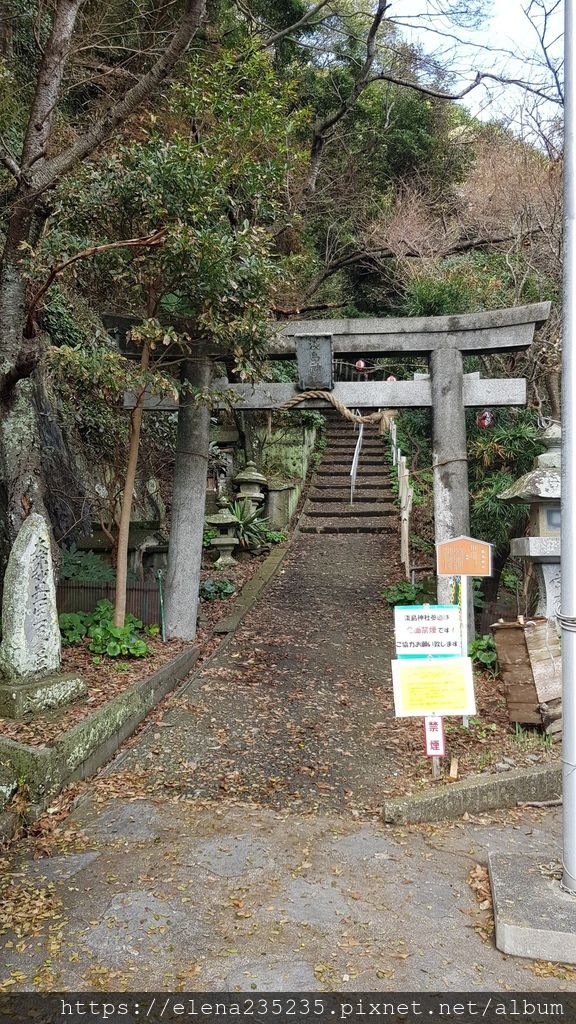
0;5;13;60
237;410;256;462
35;370;92;547
0;379;52;565
545;368;561;421
0;221;51;561
164;349;212;640
477;545;509;635
114;343;151;627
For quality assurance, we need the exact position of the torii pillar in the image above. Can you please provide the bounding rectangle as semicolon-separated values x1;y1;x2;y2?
430;346;470;606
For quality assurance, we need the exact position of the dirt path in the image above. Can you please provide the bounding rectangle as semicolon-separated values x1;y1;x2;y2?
110;532;402;815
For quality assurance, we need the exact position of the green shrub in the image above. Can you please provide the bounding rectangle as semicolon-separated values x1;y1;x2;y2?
59;611;91;646
199;578;236;601
60;544;115;583
59;599;152;658
263;528;287;544
300;410;326;432
203;528;218;549
229;499;269;548
382;580;424;607
500;566;522;593
469;634;498;675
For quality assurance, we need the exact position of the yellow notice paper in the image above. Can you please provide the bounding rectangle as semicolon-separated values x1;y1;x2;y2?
391;657;476;718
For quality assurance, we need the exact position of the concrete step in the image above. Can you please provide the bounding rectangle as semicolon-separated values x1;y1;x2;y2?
324;437;358;443
324;451;385;459
322;459;386;468
325;436;383;444
315;468;390;478
304;503;395;517
326;435;383;443
325;444;384;453
299;517;396;534
312;480;385;491
309;490;394;502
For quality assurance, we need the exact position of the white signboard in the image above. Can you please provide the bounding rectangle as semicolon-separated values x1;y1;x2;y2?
394;604;462;658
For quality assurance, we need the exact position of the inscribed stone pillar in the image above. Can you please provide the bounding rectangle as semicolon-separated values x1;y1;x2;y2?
0;513;61;679
0;514;85;718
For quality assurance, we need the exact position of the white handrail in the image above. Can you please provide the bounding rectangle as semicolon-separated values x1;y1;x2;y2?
350;422;364;504
389;427;413;578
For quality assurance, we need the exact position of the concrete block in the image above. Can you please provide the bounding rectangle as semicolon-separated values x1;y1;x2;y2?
490;852;576;963
383;763;561;824
0;673;86;719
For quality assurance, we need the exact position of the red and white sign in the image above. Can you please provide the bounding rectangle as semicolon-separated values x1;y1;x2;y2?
424;716;446;757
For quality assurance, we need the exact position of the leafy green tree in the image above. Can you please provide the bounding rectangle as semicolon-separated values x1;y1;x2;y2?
40;45;303;629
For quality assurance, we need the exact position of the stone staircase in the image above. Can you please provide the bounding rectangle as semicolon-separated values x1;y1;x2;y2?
299;413;397;534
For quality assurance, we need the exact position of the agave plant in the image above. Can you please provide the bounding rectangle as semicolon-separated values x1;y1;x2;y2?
229;499;269;549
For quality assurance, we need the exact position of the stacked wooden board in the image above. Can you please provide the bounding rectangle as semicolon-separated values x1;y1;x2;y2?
491;617;562;740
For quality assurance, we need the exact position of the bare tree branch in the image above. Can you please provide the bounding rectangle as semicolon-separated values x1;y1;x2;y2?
273;301;345;318
21;0;84;173
369;68;563;105
26;228;167;335
299;1;562;202
302;226;548;301
0;132;21;180
524;0;563;104
263;0;335;47
304;0;389;196
33;0;208;190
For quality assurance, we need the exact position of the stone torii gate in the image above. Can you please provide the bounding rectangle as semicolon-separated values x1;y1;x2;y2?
124;301;550;618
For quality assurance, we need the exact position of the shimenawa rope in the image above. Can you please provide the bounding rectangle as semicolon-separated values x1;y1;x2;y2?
280;390;394;433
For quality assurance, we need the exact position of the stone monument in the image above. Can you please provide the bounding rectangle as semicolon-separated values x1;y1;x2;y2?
499;423;561;627
0;514;86;718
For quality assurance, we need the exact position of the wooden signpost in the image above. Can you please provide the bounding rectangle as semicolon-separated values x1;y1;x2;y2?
436;536;493;578
436;536;493;727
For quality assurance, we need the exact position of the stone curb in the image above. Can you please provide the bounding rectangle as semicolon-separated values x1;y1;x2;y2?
382;762;561;824
0;645;199;840
0;539;295;842
213;544;290;634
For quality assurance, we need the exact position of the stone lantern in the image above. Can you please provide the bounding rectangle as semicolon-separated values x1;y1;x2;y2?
204;497;239;568
233;460;267;512
498;423;561;624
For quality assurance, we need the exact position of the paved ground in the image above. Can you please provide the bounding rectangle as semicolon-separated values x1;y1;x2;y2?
0;431;570;992
1;798;568;991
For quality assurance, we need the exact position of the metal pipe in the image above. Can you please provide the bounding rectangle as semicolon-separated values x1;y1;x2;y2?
350;422;364;504
156;569;166;643
562;0;576;894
